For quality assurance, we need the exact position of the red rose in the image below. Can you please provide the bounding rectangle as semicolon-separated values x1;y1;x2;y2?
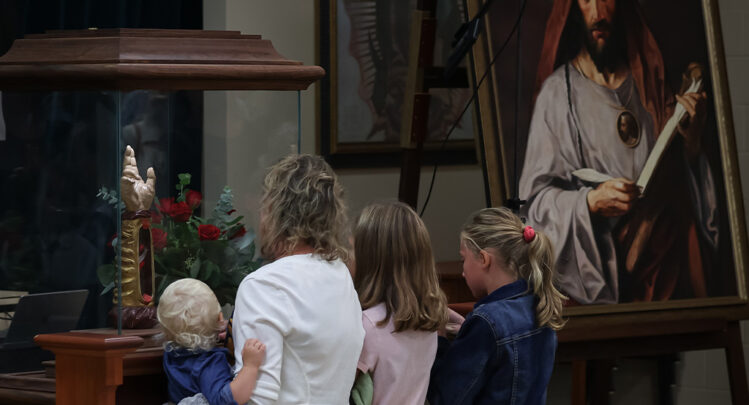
185;190;202;209
150;210;162;225
143;294;152;304
169;202;192;222
151;228;168;250
159;197;175;216
198;224;221;241
230;226;246;239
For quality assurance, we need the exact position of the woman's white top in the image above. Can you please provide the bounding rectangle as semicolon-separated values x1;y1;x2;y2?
233;253;364;404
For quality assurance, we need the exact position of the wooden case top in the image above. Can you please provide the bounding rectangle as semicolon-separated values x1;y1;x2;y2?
0;29;325;91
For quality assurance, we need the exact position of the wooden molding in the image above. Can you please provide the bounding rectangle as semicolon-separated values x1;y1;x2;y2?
0;29;325;90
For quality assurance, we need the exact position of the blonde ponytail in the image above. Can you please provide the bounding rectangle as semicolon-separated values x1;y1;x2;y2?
461;207;566;330
526;231;566;330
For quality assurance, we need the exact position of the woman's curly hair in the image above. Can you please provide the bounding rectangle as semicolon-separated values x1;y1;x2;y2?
259;154;349;262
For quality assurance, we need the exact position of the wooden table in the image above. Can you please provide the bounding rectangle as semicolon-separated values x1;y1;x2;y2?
0;328;165;405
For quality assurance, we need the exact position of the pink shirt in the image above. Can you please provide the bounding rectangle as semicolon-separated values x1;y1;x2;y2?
357;303;438;405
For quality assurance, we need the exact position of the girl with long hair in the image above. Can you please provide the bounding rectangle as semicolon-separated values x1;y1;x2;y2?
353;201;448;405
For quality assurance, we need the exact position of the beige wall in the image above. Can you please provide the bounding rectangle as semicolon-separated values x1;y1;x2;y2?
203;0;484;262
204;0;749;403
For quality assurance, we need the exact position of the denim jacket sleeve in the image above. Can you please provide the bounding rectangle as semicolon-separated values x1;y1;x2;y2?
427;313;496;405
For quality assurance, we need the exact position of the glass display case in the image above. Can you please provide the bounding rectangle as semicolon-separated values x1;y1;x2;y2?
0;29;322;375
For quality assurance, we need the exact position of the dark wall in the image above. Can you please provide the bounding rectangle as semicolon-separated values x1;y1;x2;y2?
0;0;204;335
1;0;201;45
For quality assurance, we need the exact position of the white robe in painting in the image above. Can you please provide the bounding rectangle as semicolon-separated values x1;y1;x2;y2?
519;63;718;304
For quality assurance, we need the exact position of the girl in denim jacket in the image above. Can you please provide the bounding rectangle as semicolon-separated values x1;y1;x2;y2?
428;207;566;405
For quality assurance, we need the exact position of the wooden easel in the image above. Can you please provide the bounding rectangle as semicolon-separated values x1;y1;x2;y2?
557;318;749;405
398;0;469;209
447;294;749;405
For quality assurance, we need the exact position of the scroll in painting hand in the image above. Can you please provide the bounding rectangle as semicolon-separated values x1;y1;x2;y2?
635;69;703;195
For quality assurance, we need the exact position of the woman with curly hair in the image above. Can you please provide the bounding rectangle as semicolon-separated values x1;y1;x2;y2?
232;154;364;404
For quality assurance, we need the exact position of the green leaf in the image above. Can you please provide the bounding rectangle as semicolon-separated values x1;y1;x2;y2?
97;264;116;286
210;186;235;222
189;257;201;278
232;269;249;286
154;254;166;269
178;173;192;185
157;274;174;299
97;187;123;213
203;260;219;281
100;281;115;296
224;216;243;226
232;232;255;252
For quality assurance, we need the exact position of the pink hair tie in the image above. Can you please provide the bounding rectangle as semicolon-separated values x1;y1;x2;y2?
523;226;536;243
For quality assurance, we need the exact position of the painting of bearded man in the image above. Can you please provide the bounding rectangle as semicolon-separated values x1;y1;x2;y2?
507;0;741;305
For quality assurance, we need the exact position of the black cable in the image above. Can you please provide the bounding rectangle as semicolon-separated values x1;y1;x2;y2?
419;0;528;217
513;0;522;208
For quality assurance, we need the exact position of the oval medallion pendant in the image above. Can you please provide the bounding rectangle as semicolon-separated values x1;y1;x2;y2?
616;110;640;148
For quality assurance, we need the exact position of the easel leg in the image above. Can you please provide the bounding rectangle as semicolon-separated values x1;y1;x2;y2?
589;359;614;405
572;360;586;405
657;354;677;405
725;321;749;405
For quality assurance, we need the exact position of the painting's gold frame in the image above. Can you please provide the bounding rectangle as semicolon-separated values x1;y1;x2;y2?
469;0;749;320
316;0;476;167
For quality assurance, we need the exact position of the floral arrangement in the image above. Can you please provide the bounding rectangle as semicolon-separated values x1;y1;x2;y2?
97;174;262;305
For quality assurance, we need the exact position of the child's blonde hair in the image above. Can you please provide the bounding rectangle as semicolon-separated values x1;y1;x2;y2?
157;278;222;351
354;201;448;333
260;154;348;261
461;207;566;330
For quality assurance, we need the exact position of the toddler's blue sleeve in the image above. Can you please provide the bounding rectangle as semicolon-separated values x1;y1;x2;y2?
197;350;239;405
427;314;496;405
